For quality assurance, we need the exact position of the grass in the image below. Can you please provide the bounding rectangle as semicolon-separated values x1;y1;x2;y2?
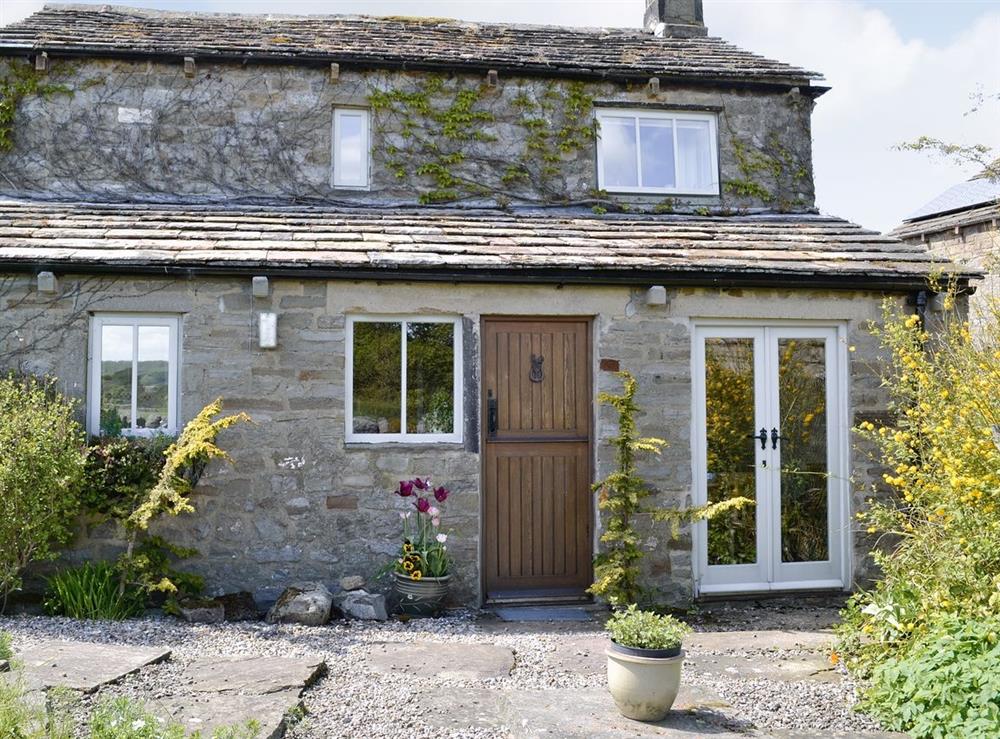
44;562;145;621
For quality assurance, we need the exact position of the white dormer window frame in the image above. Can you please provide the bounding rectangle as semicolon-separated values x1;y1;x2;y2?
595;108;720;196
332;107;371;189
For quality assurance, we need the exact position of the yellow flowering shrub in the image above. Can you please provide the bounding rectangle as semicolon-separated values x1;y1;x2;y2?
840;294;1000;674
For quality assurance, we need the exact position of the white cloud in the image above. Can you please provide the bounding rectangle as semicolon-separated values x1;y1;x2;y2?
2;0;998;231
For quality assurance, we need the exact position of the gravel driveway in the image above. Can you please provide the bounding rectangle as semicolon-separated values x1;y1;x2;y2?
0;596;891;738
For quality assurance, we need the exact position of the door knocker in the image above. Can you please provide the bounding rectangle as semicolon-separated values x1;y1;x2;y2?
529;354;544;383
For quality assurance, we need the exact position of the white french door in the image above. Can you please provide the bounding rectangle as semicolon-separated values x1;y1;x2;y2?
692;324;849;595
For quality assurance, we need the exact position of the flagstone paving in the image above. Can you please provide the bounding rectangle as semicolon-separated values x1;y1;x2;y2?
15;640;170;693
365;640;516;681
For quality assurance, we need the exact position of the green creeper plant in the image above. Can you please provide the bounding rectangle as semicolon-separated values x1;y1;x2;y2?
0;60;72;152
589;371;753;608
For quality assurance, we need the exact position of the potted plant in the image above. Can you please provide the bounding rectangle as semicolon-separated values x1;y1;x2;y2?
605;604;692;721
389;477;452;616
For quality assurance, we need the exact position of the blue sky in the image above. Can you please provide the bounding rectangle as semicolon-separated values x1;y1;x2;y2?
1;0;998;231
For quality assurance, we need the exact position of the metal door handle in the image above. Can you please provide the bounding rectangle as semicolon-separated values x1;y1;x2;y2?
746;428;767;450
771;427;789;449
487;390;498;436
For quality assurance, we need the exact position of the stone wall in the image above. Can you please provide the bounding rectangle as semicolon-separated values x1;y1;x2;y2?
1;272;897;605
0;57;815;212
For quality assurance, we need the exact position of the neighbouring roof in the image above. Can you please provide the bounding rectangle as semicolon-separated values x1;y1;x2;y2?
892;202;1000;242
0;201;972;290
905;177;1000;223
0;4;822;88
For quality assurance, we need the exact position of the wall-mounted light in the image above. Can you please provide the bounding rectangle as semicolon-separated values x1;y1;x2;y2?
645;285;668;306
183;57;196;78
37;271;57;294
487;69;499;88
35;52;49;74
330;62;341;82
647;76;660;95
252;275;269;298
259;312;277;349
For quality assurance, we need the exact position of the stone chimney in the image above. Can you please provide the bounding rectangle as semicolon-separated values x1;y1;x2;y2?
644;0;707;38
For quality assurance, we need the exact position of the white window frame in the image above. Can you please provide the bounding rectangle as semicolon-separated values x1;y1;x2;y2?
87;314;181;437
595;108;720;196
346;315;464;444
332;107;371;189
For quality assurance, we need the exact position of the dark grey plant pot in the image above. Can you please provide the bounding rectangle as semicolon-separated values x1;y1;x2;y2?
392;571;451;617
608;640;682;659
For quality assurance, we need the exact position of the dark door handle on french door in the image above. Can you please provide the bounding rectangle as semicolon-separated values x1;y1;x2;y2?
770;428;789;449
487;390;498;436
746;428;767;450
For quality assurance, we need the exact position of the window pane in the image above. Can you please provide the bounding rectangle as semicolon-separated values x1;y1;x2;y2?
406;322;455;435
337;112;365;185
639;118;675;189
352;322;402;434
100;325;133;435
137;325;170;430
704;337;758;566
676;119;713;190
600;117;638;188
778;338;830;563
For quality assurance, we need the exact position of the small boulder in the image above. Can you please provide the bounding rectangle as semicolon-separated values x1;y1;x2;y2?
266;582;333;626
216;592;259;622
0;660;9;673
178;598;225;624
334;590;388;621
339;575;365;592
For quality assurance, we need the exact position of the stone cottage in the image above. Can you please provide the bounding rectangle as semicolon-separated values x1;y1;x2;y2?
0;2;975;607
893;169;999;330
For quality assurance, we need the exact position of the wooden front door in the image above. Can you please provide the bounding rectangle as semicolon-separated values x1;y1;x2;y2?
482;318;593;602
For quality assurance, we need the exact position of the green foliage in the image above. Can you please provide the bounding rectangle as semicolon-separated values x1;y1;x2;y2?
82;436;171;521
0;630;11;661
838;296;1000;676
43;562;145;621
723;134;809;211
368;76;596;205
89;696;260;739
0;61;72;152
0;673;74;739
589;372;753;607
0;375;87;609
896;136;998;183
858;616;1000;738
606;604;691;650
124;536;204;608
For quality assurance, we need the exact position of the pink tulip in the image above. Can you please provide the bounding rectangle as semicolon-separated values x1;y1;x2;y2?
415;497;430;513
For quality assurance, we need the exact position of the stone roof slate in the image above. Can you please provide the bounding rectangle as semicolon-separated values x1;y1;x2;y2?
905;178;1000;222
0;201;969;289
0;4;821;85
893;203;1000;241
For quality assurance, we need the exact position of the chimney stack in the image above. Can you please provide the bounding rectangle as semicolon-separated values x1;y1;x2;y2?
644;0;707;38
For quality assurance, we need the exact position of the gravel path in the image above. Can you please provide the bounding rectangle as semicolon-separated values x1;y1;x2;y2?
0;598;884;738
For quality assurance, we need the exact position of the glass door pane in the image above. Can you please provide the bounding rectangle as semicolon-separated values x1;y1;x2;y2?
704;337;758;566
776;338;830;563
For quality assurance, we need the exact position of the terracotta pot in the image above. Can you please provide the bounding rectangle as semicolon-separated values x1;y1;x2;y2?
392;571;451;617
605;643;684;721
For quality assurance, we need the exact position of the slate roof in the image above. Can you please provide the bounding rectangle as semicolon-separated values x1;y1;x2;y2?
0;201;970;289
905;178;1000;222
0;4;821;86
893;203;1000;241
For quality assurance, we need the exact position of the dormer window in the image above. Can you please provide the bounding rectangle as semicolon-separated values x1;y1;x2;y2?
332;108;371;189
596;109;719;196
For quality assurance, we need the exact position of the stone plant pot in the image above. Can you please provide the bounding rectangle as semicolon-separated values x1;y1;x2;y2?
392;571;450;617
605;642;684;722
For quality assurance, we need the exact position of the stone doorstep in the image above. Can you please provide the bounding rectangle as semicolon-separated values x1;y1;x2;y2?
16;641;171;693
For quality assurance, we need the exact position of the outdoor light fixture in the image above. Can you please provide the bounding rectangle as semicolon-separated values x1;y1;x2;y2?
259;312;277;349
183;57;196;78
252;275;269;298
37;271;57;294
35;52;49;73
330;62;341;82
645;285;668;306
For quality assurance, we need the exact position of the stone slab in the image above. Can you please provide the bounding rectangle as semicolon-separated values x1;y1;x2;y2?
152;690;301;739
413;687;508;731
184;656;325;695
505;686;751;738
690;653;840;683
493;607;593;622
365;641;514;681
686;630;834;653
542;635;609;675
17;640;170;693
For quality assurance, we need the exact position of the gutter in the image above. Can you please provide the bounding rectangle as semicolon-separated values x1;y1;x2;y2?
0;259;969;294
0;46;828;97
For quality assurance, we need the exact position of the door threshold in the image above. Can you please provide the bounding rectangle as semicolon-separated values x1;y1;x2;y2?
485;592;594;608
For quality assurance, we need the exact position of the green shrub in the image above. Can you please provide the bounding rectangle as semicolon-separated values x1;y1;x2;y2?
606;604;691;650
0;374;87;609
0;672;74;739
44;562;145;621
83;436;171;521
858;616;1000;738
0;630;12;661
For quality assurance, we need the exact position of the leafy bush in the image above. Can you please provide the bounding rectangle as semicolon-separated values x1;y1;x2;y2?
44;562;145;620
0;672;74;739
82;435;171;520
858;616;1000;738
839;297;1000;674
0;630;11;661
0;374;87;609
606;604;691;650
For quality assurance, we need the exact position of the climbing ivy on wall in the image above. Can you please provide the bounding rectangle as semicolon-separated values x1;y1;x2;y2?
0;60;73;152
367;76;597;205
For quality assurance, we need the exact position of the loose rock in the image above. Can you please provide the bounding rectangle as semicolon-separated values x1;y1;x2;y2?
266;582;333;626
338;575;365;592
216;592;259;622
333;590;387;621
178;598;225;625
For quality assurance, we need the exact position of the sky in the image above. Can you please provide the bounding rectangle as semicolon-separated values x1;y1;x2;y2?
1;0;998;232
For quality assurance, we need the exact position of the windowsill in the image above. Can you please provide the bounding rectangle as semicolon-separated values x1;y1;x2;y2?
344;440;466;450
601;188;721;197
